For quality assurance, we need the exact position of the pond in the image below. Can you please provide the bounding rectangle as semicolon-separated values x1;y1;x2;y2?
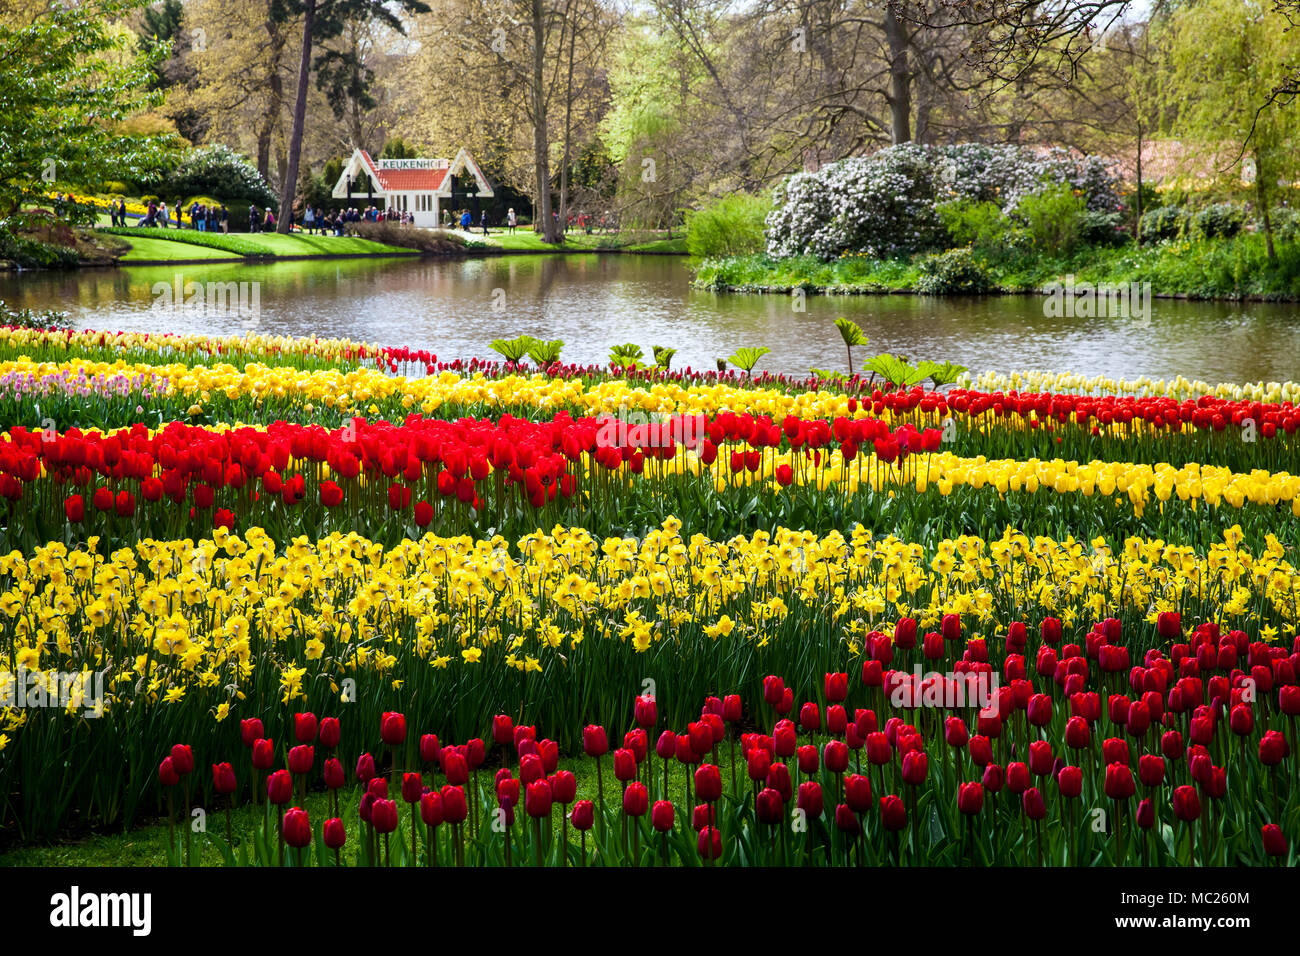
3;254;1299;382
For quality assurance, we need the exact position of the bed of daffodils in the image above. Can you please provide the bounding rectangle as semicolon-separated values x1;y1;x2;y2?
0;329;1296;867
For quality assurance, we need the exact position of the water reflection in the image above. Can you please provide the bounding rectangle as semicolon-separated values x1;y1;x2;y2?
2;255;1298;382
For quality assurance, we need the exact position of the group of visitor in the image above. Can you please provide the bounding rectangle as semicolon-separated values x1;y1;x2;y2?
301;206;357;236
107;199;129;227
443;208;492;235
247;206;277;232
187;202;229;232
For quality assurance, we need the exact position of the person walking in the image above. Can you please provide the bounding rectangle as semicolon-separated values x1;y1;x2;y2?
220;205;229;233
303;205;315;234
249;205;259;233
481;210;489;235
507;208;517;233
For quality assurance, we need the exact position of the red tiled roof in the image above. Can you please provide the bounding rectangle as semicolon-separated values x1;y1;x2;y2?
359;151;448;193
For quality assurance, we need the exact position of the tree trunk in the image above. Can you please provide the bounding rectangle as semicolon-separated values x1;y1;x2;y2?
559;0;576;233
531;0;557;243
884;7;911;144
277;0;317;234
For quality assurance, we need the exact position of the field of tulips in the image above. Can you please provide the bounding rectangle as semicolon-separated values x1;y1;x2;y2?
0;326;1296;869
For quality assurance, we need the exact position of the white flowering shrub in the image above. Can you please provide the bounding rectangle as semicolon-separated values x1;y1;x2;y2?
766;143;1121;260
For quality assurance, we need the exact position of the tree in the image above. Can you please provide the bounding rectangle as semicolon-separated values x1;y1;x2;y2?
0;0;176;216
1159;0;1299;260
276;0;429;232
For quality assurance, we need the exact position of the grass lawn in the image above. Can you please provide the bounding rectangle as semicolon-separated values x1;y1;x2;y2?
117;236;243;262
0;752;724;867
485;229;686;254
109;227;413;261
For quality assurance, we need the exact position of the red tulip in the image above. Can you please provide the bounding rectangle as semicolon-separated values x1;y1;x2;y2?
318;717;340;749
695;764;722;803
294;712;317;743
169;744;194;776
1172;784;1201;822
824;672;848;703
441;748;469;786
1138;754;1166;788
283;807;311;848
212;762;236;795
380;711;406;746
900;750;928;786
957;782;984;814
240;718;264;748
613;748;638;782
635;695;658;728
571;799;595;831
355;751;375;782
1022;787;1046;821
797;781;824;818
1262;823;1288;857
844;774;872;813
287;745;314;776
1057;765;1083;799
323;817;346;849
440;785;468;824
879;794;906;831
266;769;292;805
1260;730;1289;766
824;739;850;774
493;714;515;747
756;787;784;825
370;798;399;834
623;782;649;816
652;800;674;832
525;779;553;818
1105;764;1136;801
420;791;444;827
323;757;344;790
158;757;179;787
551;769;577;804
698;825;722;859
252;737;275;771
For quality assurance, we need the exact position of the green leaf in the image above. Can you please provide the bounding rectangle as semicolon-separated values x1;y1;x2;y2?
727;346;770;373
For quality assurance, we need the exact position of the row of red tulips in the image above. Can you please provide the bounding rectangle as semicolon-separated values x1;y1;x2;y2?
155;613;1298;865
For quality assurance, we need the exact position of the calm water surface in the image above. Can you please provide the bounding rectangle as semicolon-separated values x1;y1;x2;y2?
3;254;1299;382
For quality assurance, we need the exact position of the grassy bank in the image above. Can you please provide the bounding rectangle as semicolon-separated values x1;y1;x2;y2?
104;227;412;261
487;229;686;254
694;233;1300;300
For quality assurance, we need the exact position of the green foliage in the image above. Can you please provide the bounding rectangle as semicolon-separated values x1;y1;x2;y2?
685;194;770;258
489;335;537;363
1014;183;1087;256
834;317;867;347
926;361;968;387
1078;210;1128;247
864;353;932;387
1192;202;1246;239
727;346;770;373
527;339;565;365
609;343;645;368
156;144;277;208
652;345;676;369
1140;205;1186;243
936;198;1010;249
379;137;418;159
915;248;995;295
0;0;176;217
